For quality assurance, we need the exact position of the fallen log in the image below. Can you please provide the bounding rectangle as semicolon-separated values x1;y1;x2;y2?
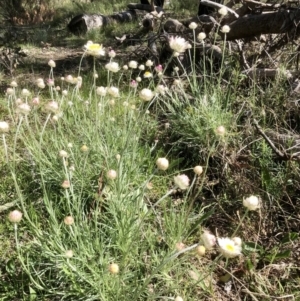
223;9;300;40
68;11;138;35
67;4;164;35
242;68;299;79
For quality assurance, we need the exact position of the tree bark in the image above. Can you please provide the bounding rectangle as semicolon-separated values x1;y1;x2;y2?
224;10;300;40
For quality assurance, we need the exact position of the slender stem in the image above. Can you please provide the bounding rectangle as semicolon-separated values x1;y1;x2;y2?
153;189;175;207
232;209;248;237
2;134;9;163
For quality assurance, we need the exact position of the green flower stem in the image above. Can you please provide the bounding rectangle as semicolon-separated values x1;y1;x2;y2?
232;209;248;237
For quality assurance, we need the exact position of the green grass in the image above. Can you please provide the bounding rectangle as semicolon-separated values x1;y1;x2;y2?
0;1;300;300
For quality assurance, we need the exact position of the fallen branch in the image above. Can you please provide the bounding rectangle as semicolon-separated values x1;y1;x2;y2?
223;9;300;40
253;119;300;161
68;11;138;35
200;0;239;18
242;68;299;79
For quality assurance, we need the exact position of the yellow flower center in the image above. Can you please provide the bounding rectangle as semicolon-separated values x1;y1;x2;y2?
225;244;235;252
88;44;102;51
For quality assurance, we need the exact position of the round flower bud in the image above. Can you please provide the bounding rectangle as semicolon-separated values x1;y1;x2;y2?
200;231;216;250
216;125;226;136
123;65;128;70
32;97;40;106
52;115;59;122
109;263;119;274
61;180;70;189
243;195;260;211
37;81;45;89
65;250;74;258
189;22;197;30
6;88;14;95
174;174;190;190
197;32;206;41
10;81;18;87
8;210;23;223
130;80;138;88
218;7;228;16
156;157;169;171
64;216;74;225
81;145;88;152
155;64;163;72
48;60;56;68
65;75;74;83
193;165;203;175
175;297;184;301
221;25;230;33
107;169;117;180
145;59;153;67
138;64;145;70
21;89;30;97
0;121;9;133
175;242;185;251
108;50;116;58
47;79;55;87
146;182;153;190
196;245;206;256
59;150;68;158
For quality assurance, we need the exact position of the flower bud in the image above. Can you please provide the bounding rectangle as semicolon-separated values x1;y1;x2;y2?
196;245;206;256
193;165;203;175
65;250;74;258
0;121;9;133
59;150;68;158
156;157;169;171
48;60;56;68
109;263;119;274
8;210;23;223
200;231;216;250
243;195;260;211
64;216;74;225
189;22;197;30
216;125;226;136
81;145;88;152
62;180;70;189
107;169;117;180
